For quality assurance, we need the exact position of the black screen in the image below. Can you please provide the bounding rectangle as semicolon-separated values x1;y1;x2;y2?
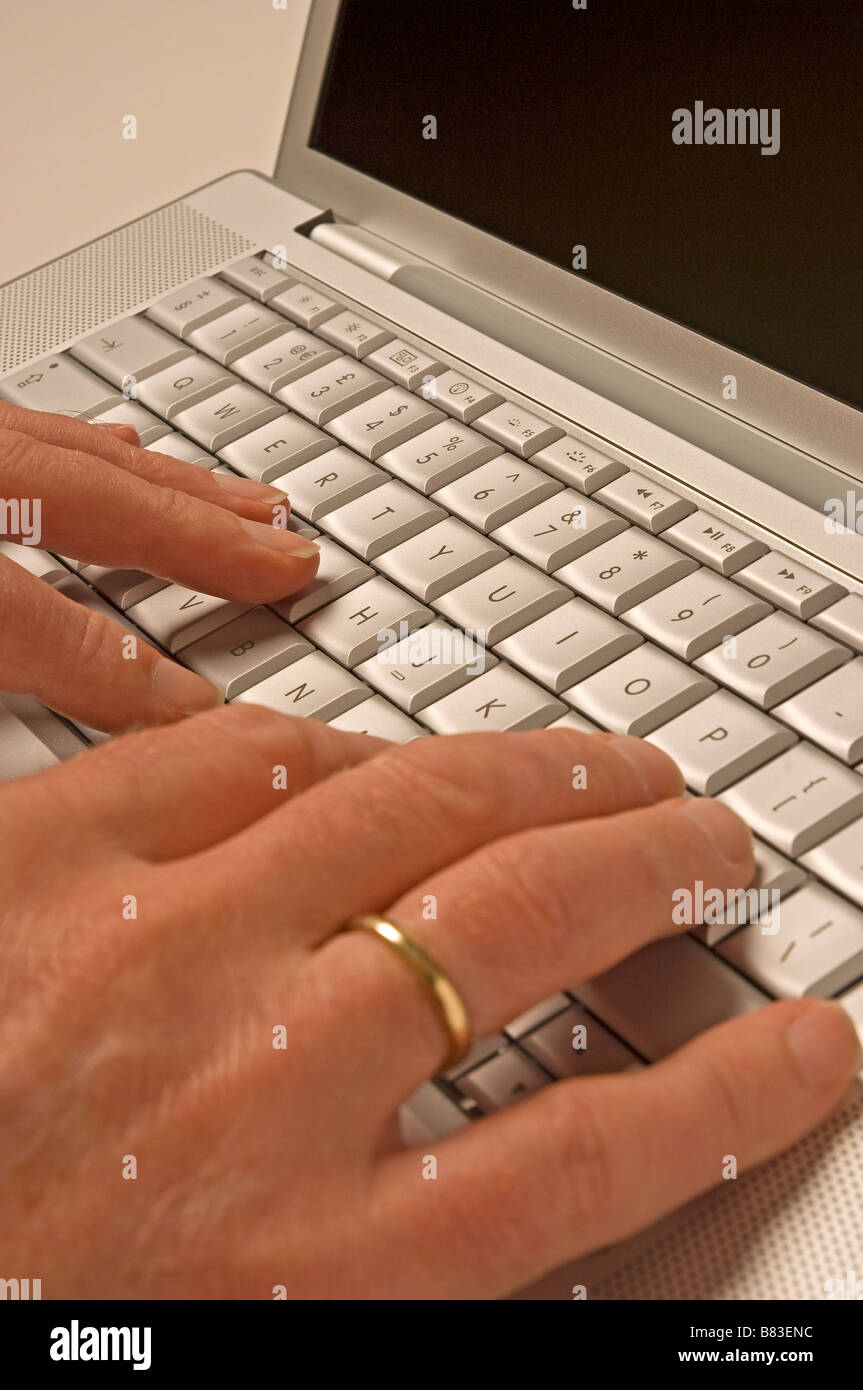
312;0;862;411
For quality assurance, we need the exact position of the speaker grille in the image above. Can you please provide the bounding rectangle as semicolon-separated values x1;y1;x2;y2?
0;201;255;376
591;1091;863;1300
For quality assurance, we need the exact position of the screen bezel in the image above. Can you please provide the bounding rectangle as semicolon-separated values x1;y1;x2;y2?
275;0;862;481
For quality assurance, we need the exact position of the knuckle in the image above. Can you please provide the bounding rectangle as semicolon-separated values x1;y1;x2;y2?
692;1046;750;1151
0;426;41;474
541;1083;619;1224
63;606;127;679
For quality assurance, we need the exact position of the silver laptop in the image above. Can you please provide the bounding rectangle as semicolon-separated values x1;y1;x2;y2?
2;0;862;1300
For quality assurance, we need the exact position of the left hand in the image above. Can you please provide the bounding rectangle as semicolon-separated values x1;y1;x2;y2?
0;403;320;731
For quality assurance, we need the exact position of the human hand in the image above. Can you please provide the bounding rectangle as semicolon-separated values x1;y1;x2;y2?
0;404;319;732
2;711;858;1299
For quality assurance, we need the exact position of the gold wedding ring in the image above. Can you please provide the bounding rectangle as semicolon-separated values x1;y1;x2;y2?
341;913;471;1070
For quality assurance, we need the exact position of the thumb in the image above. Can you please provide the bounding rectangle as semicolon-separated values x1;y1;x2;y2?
0;554;221;734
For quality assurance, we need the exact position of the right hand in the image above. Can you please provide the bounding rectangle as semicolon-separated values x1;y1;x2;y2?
1;712;858;1299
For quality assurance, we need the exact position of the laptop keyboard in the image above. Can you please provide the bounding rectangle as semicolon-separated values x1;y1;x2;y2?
2;250;862;1138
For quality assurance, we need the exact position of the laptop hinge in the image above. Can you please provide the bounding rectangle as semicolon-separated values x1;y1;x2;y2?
309;220;424;280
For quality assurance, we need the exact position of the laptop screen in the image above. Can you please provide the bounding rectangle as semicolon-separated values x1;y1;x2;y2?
311;0;862;413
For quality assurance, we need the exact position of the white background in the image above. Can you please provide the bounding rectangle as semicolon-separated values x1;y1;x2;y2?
0;0;313;283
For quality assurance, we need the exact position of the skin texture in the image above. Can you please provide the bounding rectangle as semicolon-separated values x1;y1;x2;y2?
1;409;860;1299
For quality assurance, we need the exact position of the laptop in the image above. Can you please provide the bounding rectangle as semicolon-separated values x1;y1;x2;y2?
1;0;862;1299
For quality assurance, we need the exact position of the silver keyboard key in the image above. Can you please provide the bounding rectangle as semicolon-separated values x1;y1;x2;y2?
363;338;447;391
719;743;863;855
647;690;796;794
504;994;571;1039
719;883;863;998
327;386;443;460
441;1034;510;1083
812;593;863;654
546;710;601;733
70;317;186;386
145;431;215;468
839;981;863;1035
492;489;630;573
321;481;444;561
0;354;119;416
277;356;387;426
695;611;850;708
735;551;846;619
435;556;567;646
317;310;393;359
625;568;771;660
127;585;251;653
80;565;168;611
0;542;68;584
399;1082;470;1144
594;470;695;533
180;608;310;698
218;414;334;482
374;517;504;603
565;642;714;736
173;382;281;452
231;329;338;394
454;1048;550;1111
555;528;696;615
425;370;505;422
146;277;245;336
495;597;641;693
0;702;60;782
187;303;286;365
270;281;343;331
418;663;565;733
577;935;768;1061
472;402;564;458
274;447;385;522
90;400;170;446
661;509;768;575
773;658;863;763
355;619;493;714
218;254;296;301
520;1004;641;1079
235;649;371;721
800;821;863;909
269;537;373;624
327;695;426;743
696;838;809;946
137;355;234;420
379;421;501;494
432;454;560;532
531;436;628;494
296;576;432;667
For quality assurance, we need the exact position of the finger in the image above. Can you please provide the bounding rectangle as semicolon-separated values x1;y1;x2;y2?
185;728;686;943
308;795;755;1107
29;703;389;862
371;998;862;1299
0;402;288;522
0;427;318;602
0;554;221;731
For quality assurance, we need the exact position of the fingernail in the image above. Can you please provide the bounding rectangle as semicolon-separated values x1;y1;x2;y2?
100;422;139;441
675;796;753;867
605;733;686;802
241;518;319;558
215;474;289;503
785;1001;863;1087
153;658;223;714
